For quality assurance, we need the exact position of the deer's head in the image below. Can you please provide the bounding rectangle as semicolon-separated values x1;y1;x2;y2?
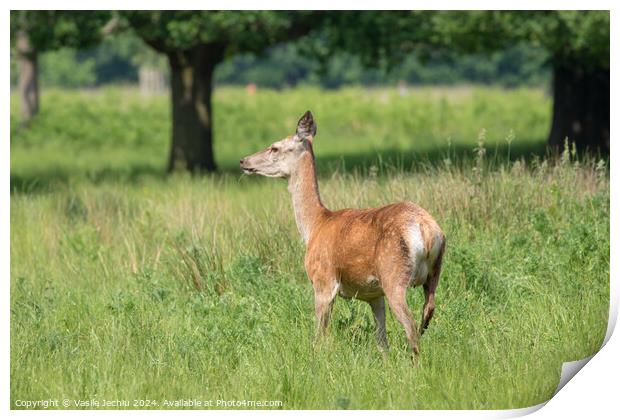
240;111;317;178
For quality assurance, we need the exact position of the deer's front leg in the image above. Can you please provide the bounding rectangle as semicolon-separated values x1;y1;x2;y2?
312;277;339;343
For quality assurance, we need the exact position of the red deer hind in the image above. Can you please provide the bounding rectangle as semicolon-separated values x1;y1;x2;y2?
240;111;445;355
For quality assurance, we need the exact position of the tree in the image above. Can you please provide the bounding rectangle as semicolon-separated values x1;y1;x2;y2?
122;11;323;172
525;11;609;153
10;11;110;124
324;11;610;153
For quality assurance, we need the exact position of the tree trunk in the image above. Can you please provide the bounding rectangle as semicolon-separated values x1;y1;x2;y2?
16;30;39;125
166;45;223;172
548;63;610;155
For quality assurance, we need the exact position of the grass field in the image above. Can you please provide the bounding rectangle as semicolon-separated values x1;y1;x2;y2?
10;87;609;409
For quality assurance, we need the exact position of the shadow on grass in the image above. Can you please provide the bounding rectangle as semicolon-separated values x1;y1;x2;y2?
10;164;167;194
11;141;548;194
312;141;548;176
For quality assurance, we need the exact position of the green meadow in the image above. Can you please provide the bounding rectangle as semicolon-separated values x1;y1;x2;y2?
10;87;609;409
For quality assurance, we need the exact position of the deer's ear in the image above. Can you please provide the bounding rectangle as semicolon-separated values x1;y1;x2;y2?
296;110;317;140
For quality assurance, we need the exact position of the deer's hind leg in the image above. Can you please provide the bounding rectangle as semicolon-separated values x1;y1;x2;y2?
385;285;419;355
380;263;420;356
421;282;436;335
421;242;444;335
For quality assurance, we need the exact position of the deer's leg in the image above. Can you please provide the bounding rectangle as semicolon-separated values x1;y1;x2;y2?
421;283;436;335
421;243;444;335
369;296;388;350
385;284;420;356
313;279;338;342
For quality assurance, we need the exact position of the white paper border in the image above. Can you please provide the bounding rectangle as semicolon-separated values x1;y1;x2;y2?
3;1;617;419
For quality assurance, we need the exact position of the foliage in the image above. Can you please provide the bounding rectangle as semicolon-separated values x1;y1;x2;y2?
10;89;609;409
39;49;97;88
15;40;549;90
514;11;609;68
10;11;111;52
122;11;322;55
215;44;316;89
85;31;168;85
324;11;610;70
216;43;549;89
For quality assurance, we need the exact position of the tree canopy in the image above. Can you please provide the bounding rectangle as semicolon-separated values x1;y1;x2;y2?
321;11;609;70
122;11;323;55
10;11;111;52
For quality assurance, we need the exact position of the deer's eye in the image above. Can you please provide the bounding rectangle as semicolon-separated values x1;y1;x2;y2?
270;146;279;153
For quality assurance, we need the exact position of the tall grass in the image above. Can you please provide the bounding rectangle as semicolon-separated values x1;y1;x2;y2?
10;87;608;409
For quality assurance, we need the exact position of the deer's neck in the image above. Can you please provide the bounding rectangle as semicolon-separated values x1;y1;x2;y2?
288;150;327;244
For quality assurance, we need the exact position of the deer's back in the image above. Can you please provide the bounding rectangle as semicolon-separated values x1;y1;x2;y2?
304;202;444;300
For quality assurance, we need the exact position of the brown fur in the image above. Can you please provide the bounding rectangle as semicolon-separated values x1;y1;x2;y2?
240;113;446;355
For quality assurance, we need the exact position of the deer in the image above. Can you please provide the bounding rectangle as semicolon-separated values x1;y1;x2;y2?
240;111;445;356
